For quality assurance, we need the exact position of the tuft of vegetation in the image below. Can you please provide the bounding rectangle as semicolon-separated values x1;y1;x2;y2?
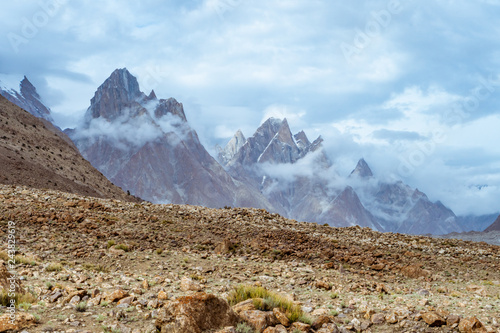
82;263;109;273
75;301;87;312
0;290;37;307
114;244;130;252
154;248;163;255
235;322;257;333
227;285;305;323
45;263;63;272
0;251;36;265
107;240;116;248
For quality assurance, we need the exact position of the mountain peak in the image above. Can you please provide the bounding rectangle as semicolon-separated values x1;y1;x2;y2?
218;129;247;165
88;68;145;121
350;158;373;178
155;97;187;122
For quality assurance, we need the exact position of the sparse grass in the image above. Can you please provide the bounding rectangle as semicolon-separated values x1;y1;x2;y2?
235;322;257;333
14;254;37;266
227;285;305;323
75;301;87;312
107;240;116;248
329;310;339;316
297;314;312;325
114;244;130;252
101;301;109;307
0;251;36;265
82;263;109;273
96;314;106;322
45;263;63;272
19;302;31;310
45;281;53;290
330;292;339;299
0;290;37;307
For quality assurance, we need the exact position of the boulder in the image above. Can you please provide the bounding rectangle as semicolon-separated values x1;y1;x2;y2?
458;317;487;333
422;312;446;327
0;312;37;332
155;292;240;333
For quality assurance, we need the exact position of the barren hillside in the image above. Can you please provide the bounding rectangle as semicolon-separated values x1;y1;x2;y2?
0;185;498;332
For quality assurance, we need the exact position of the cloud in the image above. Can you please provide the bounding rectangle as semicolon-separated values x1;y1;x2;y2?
1;1;499;215
372;129;426;143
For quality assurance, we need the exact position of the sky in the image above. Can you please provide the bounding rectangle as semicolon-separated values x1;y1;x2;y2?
1;0;500;216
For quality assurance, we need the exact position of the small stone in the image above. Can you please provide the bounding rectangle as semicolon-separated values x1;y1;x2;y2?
117;296;135;306
290;321;311;332
312;315;331;330
157;290;168;300
180;276;202;292
371;313;385;324
385;312;398;324
106;289;129;303
315;280;331;290
447;314;461;326
273;308;290;327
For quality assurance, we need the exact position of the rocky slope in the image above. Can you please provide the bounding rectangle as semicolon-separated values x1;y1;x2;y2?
0;95;138;202
67;69;273;210
0;185;499;332
0;76;54;123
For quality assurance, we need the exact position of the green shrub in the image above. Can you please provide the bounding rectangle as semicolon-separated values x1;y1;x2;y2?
75;301;87;312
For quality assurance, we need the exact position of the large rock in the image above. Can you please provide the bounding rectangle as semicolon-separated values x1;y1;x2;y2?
0;312;37;332
422;312;445;327
458;317;487;333
238;310;278;332
155;292;240;333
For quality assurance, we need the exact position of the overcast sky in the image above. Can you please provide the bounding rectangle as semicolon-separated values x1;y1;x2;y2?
1;0;500;216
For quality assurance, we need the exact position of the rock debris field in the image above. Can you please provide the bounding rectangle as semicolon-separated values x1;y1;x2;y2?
0;184;499;333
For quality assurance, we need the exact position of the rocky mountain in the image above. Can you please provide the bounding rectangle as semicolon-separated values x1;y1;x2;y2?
0;76;54;122
0;95;138;202
352;174;463;235
220;119;383;231
220;121;465;235
67;68;273;209
485;214;500;232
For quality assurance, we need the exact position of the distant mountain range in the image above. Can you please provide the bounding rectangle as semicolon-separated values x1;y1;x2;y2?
1;70;498;235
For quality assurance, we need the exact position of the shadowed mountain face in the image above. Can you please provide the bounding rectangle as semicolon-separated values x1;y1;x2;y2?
484;215;500;232
67;69;273;210
0;95;137;202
